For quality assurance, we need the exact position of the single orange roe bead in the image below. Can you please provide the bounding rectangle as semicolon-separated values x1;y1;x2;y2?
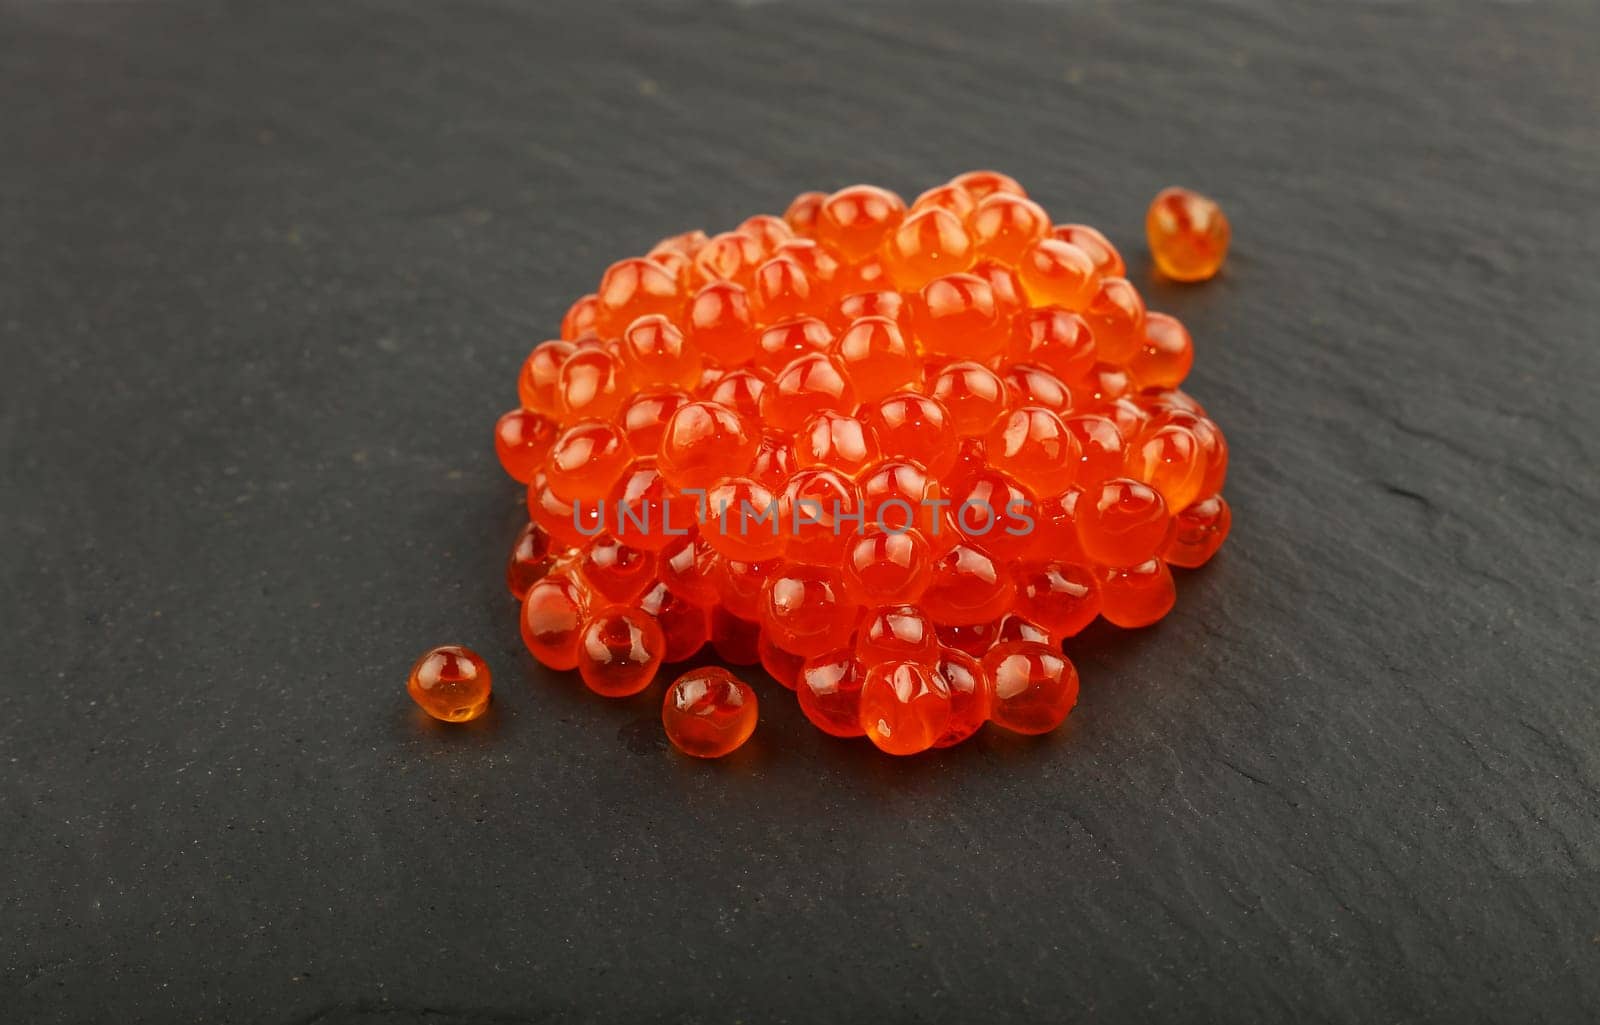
830;316;918;403
842;527;933;606
1130;311;1194;389
856;604;938;666
784;190;826;236
1164;493;1231;568
617;388;689;453
596;257;681;336
558;346;630;421
658;533;720;606
1009;307;1097;383
1125;422;1206;512
506;522;552;600
1073;362;1134;408
1153;408;1229;496
933;646;992;747
703;367;770;424
1029;489;1089;565
710;607;762;666
1017;238;1098;310
985;406;1081;496
656;400;758;491
857;458;937;537
761;564;856;657
702;477;785;562
519;340;575;417
521;573;588;671
694;231;765;286
983;642;1079;735
738;213;793;253
949;467;1037;563
1013;561;1100;639
1002;364;1074;414
816;184;907;261
1082;277;1147;364
527;471;604;549
935;619;1000;659
609;459;693;551
949;169;1026;201
779;466;860;563
561;293;600;340
911;183;978;220
862;392;958;477
773;238;845;295
969;193;1051;265
929;361;1009;437
712;555;775;621
1098;559;1177;628
1061;413;1127;485
761;353;857;433
407;646;492;723
858;661;951;756
639;581;711;662
686;280;755;367
885;207;975;290
545;419;633;503
829;289;908;334
996;613;1052;646
1147;186;1230;282
1076;478;1173;567
1051;223;1126;278
758;630;805;690
914;273;1005;361
577;605;664;697
794;410;880;478
754;316;833;375
748;430;798;492
620;314;702;389
577;535;657;605
922;544;1015;625
797;649;866;738
494;408;556;484
752;255;822;325
663;667;758;758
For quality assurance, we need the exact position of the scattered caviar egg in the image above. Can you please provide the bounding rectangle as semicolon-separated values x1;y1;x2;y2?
407;646;491;723
983;642;1079;735
491;172;1236;758
577;605;664;697
1147;186;1230;282
663;667;759;758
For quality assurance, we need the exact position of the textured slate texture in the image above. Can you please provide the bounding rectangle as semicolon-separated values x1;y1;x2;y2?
3;1;1598;1023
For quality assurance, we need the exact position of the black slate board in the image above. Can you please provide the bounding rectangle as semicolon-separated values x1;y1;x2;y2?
3;1;1598;1023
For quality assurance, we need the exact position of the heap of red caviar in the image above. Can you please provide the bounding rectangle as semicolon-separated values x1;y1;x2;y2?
495;172;1231;757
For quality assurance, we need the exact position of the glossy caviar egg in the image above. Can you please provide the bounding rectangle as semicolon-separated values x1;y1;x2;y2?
885;207;975;290
618;388;690;453
856;604;938;666
620;313;702;389
703;367;771;423
774;238;845;295
1125;422;1206;512
933;646;992;747
861;392;958;477
758;630;806;690
747;429;798;492
1017;238;1098;310
519;340;575;417
576;605;664;697
658;532;719;606
791;410;878;479
494;408;556;484
577;535;657;605
983;642;1079;735
829;289;907;334
915;273;1005;361
686;279;755;366
996;613;1053;646
948;467;1037;563
738;213;793;253
949;169;1026;201
1001;364;1074;414
1130;311;1194;389
407;646;492;723
752;255;822;325
561;293;600;340
663;667;758;758
527;470;604;549
1146;186;1230;282
1098;559;1177;628
754;316;833;375
968;192;1051;264
713;556;775;621
984;405;1081;496
1061;413;1126;485
921;543;1015;625
761;353;857;433
1073;362;1134;408
1075;477;1174;566
694;231;764;286
1164;493;1231;568
934;619;1001;659
545;419;633;503
910;183;978;220
816;184;907;261
609;459;693;552
656;400;758;491
1082;277;1147;364
830;315;918;403
1013;561;1100;638
638;581;711;663
709;607;762;666
784;190;826;235
701;477;785;561
596;257;681;336
778;467;860;564
1051;223;1126;278
521;572;588;671
557;346;630;421
842;527;933;606
761;564;856;657
858;661;951;756
1009;307;1097;383
797;649;866;738
857;459;937;537
506;522;552;600
929;361;1009;437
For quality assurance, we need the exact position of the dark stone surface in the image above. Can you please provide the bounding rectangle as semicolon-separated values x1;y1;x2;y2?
3;1;1598;1022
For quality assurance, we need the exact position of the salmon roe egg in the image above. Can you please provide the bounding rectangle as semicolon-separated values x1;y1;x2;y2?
1147;186;1231;282
407;646;492;723
663;667;758;758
